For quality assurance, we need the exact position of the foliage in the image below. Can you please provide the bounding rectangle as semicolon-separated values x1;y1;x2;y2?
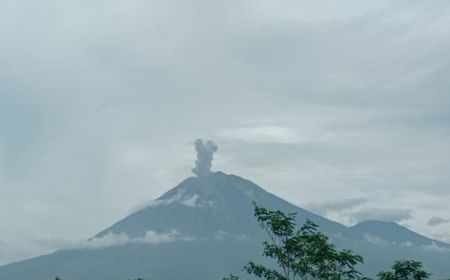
377;260;431;280
230;202;364;280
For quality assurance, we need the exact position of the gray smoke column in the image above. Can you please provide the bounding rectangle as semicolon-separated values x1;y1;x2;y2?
192;139;218;177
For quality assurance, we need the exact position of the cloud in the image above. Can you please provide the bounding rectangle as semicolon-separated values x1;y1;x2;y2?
307;198;367;214
401;241;414;247
214;230;230;240
128;198;179;214
350;207;413;223
1;0;450;265
133;230;192;244
80;232;130;249
129;189;201;213
0;230;188;265
430;232;450;244
427;216;450;226
422;241;450;252
180;194;200;207
0;238;48;266
214;230;249;242
129;191;206;214
363;233;390;247
218;126;300;144
41;230;187;251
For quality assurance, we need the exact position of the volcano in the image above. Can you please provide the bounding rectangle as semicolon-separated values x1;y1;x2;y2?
1;171;449;280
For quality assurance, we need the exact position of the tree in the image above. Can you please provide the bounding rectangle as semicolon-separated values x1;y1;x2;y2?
226;202;364;280
377;260;431;280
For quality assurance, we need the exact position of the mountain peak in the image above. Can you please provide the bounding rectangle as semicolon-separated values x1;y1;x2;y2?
156;171;268;209
95;171;346;240
94;172;270;239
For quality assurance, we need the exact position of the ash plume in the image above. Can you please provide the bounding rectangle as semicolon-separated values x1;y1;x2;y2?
192;139;218;177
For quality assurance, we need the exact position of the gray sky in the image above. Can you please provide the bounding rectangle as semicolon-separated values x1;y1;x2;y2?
1;0;450;265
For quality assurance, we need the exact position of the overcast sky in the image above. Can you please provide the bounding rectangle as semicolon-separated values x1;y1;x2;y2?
1;0;450;265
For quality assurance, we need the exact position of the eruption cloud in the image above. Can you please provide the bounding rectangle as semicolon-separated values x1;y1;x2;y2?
192;139;218;177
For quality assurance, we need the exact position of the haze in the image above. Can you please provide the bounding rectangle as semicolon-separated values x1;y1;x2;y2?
1;0;449;265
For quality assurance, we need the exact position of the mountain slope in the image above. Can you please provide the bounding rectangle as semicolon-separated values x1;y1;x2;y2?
349;220;450;248
96;172;347;239
0;172;449;280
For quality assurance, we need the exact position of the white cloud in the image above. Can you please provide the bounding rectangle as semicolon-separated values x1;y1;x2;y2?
80;232;130;249
129;190;187;213
429;232;450;244
218;126;300;144
134;230;191;244
363;233;390;247
422;241;450;252
350;207;412;224
214;230;230;240
214;230;249;242
0;230;188;265
0;238;48;266
59;230;187;250
127;199;173;214
129;192;205;213
307;198;367;214
180;194;200;207
400;241;414;247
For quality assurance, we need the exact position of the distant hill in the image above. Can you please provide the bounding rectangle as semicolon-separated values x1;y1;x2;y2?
1;171;449;279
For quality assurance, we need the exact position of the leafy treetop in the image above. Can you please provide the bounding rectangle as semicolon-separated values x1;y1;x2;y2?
226;202;364;280
377;260;431;280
